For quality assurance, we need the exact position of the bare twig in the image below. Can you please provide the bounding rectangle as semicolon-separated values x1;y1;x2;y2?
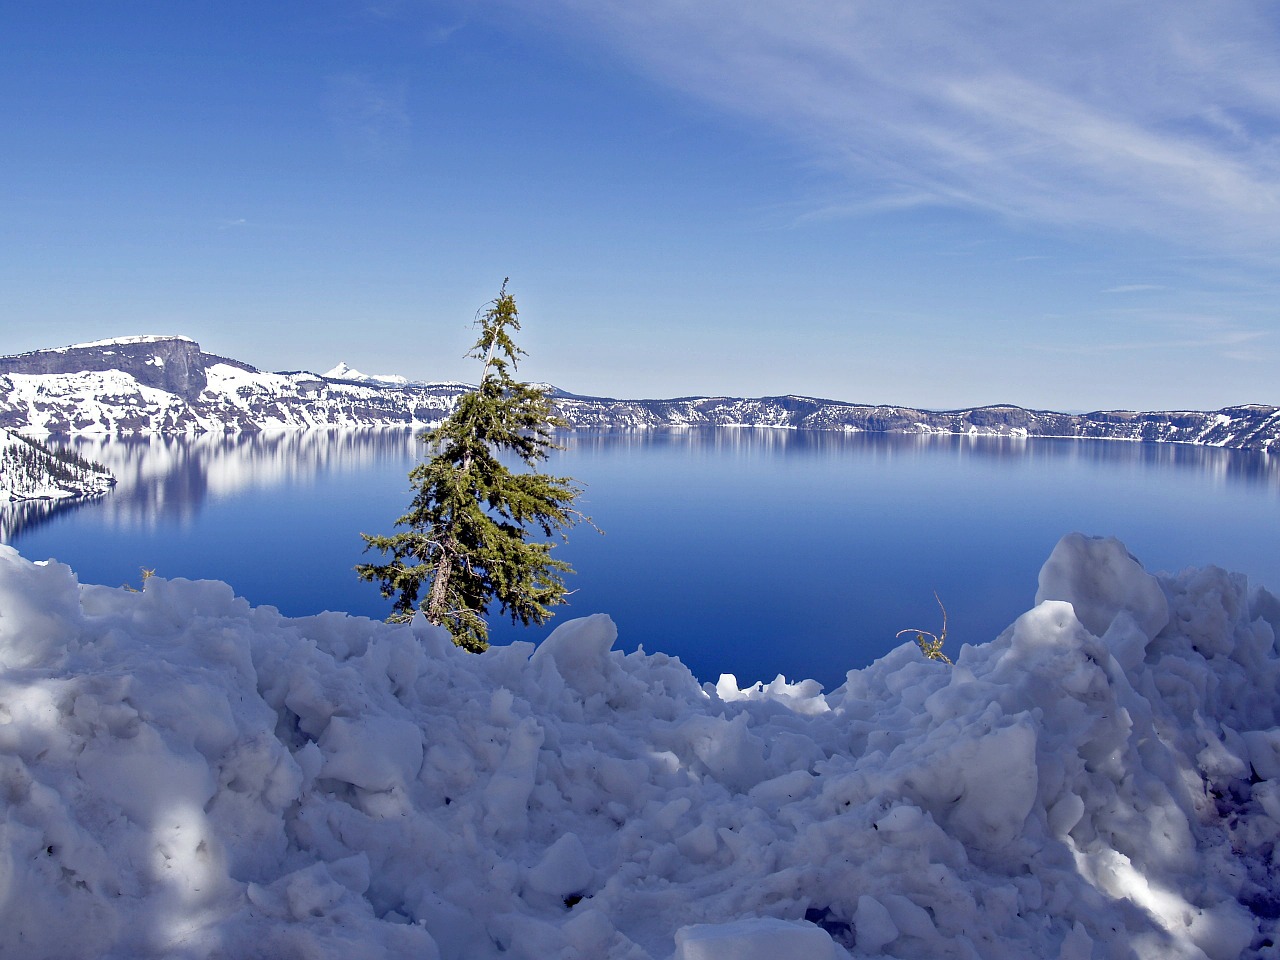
896;591;952;665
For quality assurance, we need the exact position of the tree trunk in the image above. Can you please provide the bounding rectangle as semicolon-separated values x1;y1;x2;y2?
427;551;452;626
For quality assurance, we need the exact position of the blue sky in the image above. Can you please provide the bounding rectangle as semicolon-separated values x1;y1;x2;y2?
3;1;1278;411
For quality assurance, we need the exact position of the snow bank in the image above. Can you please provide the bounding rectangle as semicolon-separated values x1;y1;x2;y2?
0;535;1277;959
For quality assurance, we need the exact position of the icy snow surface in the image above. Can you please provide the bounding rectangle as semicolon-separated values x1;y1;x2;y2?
1;533;1278;959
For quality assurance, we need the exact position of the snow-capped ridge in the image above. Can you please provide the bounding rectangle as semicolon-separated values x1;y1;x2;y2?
322;361;409;385
1;334;1278;450
59;334;197;351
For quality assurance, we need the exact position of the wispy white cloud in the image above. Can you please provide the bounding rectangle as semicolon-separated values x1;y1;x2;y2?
1037;335;1266;356
1103;284;1164;294
1037;312;1269;355
327;72;412;165
792;191;948;221
501;0;1280;252
364;1;465;44
1222;350;1266;362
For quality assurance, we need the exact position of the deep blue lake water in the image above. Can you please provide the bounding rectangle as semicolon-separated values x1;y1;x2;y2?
4;429;1278;689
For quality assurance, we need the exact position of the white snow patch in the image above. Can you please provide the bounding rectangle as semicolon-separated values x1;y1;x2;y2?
56;334;196;351
673;917;842;959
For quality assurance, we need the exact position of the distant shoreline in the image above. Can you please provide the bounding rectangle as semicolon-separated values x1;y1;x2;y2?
2;335;1277;451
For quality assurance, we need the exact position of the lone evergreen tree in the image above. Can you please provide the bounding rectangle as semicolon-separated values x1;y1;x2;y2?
357;281;588;652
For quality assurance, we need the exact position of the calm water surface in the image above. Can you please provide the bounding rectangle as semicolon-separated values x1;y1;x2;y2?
5;429;1278;689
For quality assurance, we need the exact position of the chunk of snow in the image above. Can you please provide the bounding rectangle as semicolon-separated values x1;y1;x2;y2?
854;894;898;952
1036;532;1169;639
524;832;594;900
0;548;84;669
319;716;424;791
1242;728;1280;780
528;612;619;698
672;918;840;960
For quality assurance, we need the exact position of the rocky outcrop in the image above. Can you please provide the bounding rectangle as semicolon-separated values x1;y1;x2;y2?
1;336;1277;451
0;336;208;400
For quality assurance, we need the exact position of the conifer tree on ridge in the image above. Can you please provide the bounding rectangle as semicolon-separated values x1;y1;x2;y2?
357;280;588;652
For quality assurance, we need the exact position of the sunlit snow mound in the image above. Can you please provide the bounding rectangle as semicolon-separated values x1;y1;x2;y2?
2;534;1279;960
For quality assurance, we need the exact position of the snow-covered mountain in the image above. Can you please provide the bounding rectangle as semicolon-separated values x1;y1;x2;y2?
0;336;461;435
322;361;411;386
2;335;1278;450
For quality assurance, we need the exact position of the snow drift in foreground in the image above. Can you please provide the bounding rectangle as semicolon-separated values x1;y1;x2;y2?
1;536;1277;960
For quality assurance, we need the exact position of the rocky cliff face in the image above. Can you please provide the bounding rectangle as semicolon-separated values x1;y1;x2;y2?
0;336;208;400
1;336;1277;451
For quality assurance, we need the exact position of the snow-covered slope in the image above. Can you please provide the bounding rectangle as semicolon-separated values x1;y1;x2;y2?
1;534;1276;959
0;339;462;434
0;426;114;502
2;336;1278;449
